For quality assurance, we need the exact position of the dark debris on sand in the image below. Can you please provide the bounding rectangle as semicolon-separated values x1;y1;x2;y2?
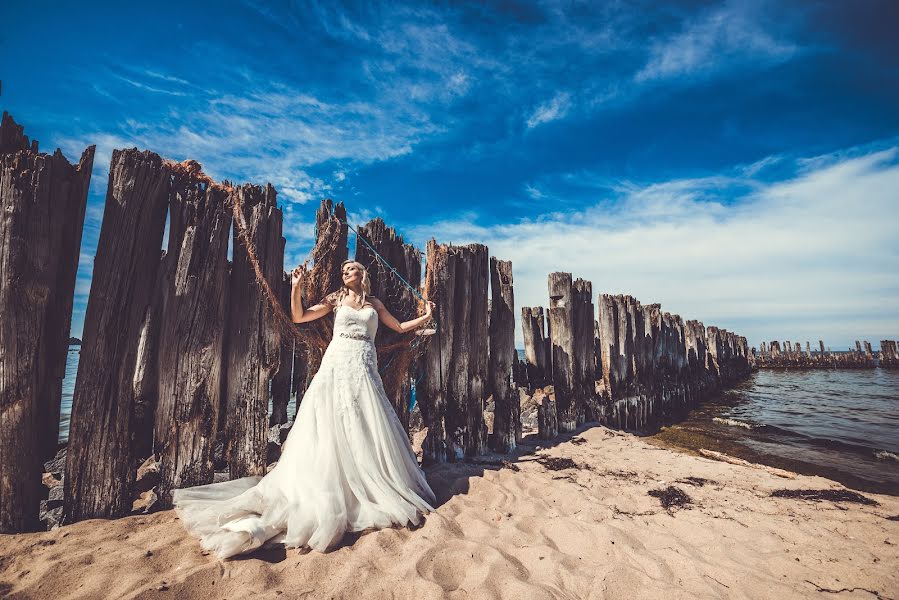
770;489;879;506
537;456;583;471
649;486;693;511
677;476;713;487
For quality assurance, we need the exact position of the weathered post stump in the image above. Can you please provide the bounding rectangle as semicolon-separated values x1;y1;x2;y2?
224;184;284;479
63;148;169;522
488;258;519;452
0;113;94;531
154;175;232;505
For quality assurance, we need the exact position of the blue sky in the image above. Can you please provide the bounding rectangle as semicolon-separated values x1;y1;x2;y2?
3;0;898;348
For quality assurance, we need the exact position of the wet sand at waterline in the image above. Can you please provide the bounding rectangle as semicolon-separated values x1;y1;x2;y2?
2;425;897;599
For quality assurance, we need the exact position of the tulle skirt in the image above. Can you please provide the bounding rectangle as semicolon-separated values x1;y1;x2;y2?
172;337;436;558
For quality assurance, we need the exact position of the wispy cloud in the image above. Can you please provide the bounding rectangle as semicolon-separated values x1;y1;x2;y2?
60;76;442;204
526;91;572;129
635;2;798;82
407;143;899;347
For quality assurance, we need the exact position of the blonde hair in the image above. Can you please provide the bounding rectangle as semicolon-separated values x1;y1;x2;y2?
331;260;372;310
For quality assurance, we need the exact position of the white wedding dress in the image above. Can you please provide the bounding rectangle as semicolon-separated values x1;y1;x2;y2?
172;304;436;558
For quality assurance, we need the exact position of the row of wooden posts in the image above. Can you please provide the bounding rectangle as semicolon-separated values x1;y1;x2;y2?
750;339;899;369
0;112;750;533
514;291;753;435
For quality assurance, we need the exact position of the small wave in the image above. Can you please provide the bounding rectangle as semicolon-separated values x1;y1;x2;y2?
874;450;899;462
713;417;756;429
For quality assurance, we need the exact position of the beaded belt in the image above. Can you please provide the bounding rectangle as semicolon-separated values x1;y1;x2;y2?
338;332;371;341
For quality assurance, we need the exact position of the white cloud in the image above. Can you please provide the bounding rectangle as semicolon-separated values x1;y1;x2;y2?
526;92;572;129
407;145;899;348
635;2;797;82
59;79;440;205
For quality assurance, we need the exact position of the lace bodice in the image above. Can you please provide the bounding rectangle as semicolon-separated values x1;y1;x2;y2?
333;304;379;341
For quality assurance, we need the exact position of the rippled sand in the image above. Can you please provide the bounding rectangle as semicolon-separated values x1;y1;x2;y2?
2;426;897;599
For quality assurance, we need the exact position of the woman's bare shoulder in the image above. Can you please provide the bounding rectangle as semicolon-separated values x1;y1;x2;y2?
323;291;341;306
369;296;385;309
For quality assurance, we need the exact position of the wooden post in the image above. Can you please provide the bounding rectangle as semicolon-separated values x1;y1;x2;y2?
63;149;170;522
131;249;167;464
520;307;549;388
572;278;596;422
297;199;348;380
355;217;422;429
547;272;577;432
269;272;293;427
419;242;488;462
0;113;94;532
153;176;232;505
488;258;519;452
224;184;284;479
467;245;489;457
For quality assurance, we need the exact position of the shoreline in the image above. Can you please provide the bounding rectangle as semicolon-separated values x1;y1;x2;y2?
648;421;899;497
2;425;897;599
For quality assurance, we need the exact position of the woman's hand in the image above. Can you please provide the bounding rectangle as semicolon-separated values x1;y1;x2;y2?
423;300;435;318
291;265;305;290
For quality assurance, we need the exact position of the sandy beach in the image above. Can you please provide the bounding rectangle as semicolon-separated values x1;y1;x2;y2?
1;425;896;600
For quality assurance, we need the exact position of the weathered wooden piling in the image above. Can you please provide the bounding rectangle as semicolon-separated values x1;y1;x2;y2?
63;149;170;522
269;273;293;427
153;175;232;505
224;184;284;479
520;307;550;389
419;241;489;462
881;341;899;368
488;258;519;452
132;253;166;464
547;273;577;432
297;200;348;378
755;337;878;369
354;217;422;429
571;279;597;422
0;113;94;532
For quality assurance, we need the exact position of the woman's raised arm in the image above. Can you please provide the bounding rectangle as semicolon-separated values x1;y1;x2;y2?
290;267;334;323
371;297;434;333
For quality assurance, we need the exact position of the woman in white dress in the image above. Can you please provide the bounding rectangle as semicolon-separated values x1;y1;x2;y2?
172;260;437;558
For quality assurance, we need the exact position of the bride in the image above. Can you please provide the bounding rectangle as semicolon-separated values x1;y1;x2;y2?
172;260;437;558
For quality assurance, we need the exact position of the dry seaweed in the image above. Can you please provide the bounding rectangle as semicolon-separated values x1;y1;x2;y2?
648;486;693;510
677;476;713;487
770;489;879;506
537;457;581;471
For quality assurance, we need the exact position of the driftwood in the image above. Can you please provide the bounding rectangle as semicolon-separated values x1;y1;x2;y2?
224;184;284;479
153;175;232;505
63;149;170;522
0;113;94;532
419;241;489;462
488;258;519;452
354;217;422;429
269;273;293;427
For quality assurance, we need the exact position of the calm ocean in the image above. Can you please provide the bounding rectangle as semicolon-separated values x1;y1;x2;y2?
60;346;899;494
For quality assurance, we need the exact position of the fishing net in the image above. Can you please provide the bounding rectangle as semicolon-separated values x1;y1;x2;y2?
164;160;432;426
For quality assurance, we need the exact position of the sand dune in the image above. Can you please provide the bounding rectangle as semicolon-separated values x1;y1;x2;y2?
2;426;897;599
